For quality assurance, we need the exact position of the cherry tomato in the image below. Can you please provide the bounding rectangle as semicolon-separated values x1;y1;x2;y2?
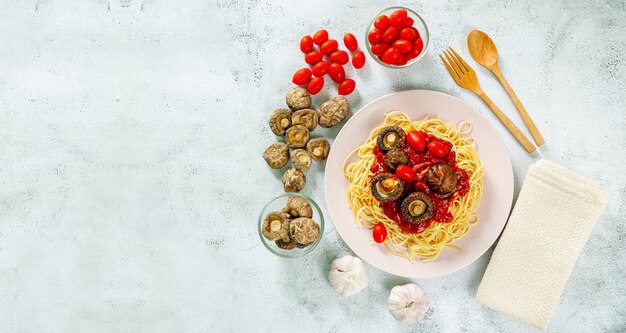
338;79;356;95
370;43;389;56
311;61;330;77
389;9;407;26
406;40;422;60
292;68;312;85
382;47;400;65
396;165;417;182
412;27;421;40
400;16;414;28
306;76;324;95
313;29;328;45
328;63;345;83
382;26;399;44
413;38;424;56
374;15;390;30
407;131;426;151
392;39;412;54
397;54;408;66
305;51;323;65
300;35;314;53
343;33;358;52
399;27;416;41
428;141;447;157
373;223;387;243
368;28;382;44
329;50;349;65
320;39;338;55
351;50;366;69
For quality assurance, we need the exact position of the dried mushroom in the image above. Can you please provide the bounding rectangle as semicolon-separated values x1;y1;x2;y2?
371;173;404;202
425;163;458;197
384;148;408;171
306;137;330;161
401;192;435;224
262;142;289;169
285;125;310;148
289;217;320;246
291;109;318;131
262;211;291;241
377;126;406;152
282;167;306;192
318;96;349;128
269;108;292;136
275;238;297;250
283;196;313;218
290;149;312;172
286;87;312;111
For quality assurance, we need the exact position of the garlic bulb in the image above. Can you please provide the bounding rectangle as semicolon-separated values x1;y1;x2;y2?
329;255;368;297
388;284;429;323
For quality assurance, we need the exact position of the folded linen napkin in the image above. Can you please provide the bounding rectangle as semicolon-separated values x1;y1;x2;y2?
475;159;608;330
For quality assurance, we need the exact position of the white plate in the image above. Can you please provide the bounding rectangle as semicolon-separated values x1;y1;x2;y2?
324;90;514;278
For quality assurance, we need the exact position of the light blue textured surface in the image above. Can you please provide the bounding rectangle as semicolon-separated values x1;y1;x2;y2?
1;0;625;332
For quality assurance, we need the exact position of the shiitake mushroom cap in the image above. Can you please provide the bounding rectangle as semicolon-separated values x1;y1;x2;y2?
269;108;292;136
400;192;435;224
283;196;313;218
376;126;406;152
371;173;404;202
289;217;320;246
286;87;312;111
425;163;458;197
306;137;330;161
262;142;289;169
290;149;312;172
291;109;319;131
262;211;291;240
282;167;306;192
285;125;310;148
384;148;408;171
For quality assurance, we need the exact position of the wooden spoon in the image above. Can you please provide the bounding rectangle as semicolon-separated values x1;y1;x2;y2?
467;30;545;147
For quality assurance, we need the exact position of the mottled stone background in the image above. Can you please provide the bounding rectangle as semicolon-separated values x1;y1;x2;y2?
1;0;625;332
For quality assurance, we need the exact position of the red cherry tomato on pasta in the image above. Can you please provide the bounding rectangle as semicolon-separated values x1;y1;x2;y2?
329;50;349;65
306;76;324;95
311;61;330;77
396;165;417;182
313;29;328;45
382;26;399;43
373;223;387;243
328;63;345;83
320;39;338;55
292;68;312;85
368;29;382;44
351;50;366;69
407;131;426;151
428;141;447;157
389;9;407;26
305;51;323;65
374;15;390;30
343;33;358;52
338;79;356;95
300;35;314;53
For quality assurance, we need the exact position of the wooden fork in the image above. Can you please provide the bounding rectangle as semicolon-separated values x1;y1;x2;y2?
440;47;536;153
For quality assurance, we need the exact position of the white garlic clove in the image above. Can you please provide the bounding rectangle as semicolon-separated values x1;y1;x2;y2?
388;284;429;323
328;255;368;297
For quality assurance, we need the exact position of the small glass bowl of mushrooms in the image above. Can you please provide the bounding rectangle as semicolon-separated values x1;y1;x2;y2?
258;193;324;258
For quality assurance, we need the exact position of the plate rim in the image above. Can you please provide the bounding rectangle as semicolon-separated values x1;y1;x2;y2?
324;89;514;278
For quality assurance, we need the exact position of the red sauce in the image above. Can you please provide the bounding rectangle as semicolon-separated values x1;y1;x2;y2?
371;131;471;234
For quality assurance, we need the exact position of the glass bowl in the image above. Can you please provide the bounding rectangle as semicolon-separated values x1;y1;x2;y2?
258;193;324;258
365;6;430;68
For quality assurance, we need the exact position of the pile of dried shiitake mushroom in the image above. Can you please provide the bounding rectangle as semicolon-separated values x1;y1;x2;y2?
263;87;350;192
261;196;321;250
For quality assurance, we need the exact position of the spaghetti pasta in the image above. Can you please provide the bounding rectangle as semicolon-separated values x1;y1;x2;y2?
342;110;483;262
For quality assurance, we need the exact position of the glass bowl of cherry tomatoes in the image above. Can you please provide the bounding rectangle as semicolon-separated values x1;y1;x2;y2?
366;7;429;68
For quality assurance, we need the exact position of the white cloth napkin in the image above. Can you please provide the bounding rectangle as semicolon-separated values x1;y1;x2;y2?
475;159;608;330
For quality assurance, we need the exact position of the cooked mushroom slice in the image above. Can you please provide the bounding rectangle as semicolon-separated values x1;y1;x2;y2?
269;108;292;136
262;142;289;169
282;167;306;192
376;126;406;152
401;192;435;224
286;87;312;111
261;211;290;241
426;163;458;196
289;217;320;246
283;196;313;218
318;96;349;128
285;125;310;148
384;148;408;171
291;109;318;131
275;238;297;250
306;137;330;161
370;173;404;202
290;149;312;171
